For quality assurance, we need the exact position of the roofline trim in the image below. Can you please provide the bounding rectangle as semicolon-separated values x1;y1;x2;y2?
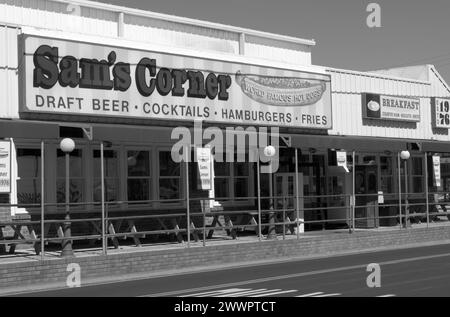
52;0;316;46
325;66;431;85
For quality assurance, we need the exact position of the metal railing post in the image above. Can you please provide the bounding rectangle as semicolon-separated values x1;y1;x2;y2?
425;153;430;228
101;142;106;255
40;140;45;260
404;159;409;228
257;153;262;241
203;208;206;247
351;151;356;233
295;148;300;240
398;152;402;229
185;148;190;248
282;196;286;240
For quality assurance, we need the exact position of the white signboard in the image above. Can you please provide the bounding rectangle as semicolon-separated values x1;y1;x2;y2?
336;151;349;173
432;156;441;187
196;147;212;190
378;191;384;204
0;140;11;193
363;93;420;122
21;35;332;129
432;98;450;128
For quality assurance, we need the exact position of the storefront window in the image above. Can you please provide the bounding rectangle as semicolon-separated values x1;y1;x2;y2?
234;162;249;198
411;156;424;193
214;162;230;199
127;151;151;202
380;156;394;193
57;149;84;204
159;151;181;202
214;157;252;201
93;150;119;202
17;148;41;204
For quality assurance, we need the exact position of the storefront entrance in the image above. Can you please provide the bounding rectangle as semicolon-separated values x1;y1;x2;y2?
355;165;379;228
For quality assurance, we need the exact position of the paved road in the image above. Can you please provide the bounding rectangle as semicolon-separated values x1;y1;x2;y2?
10;244;450;297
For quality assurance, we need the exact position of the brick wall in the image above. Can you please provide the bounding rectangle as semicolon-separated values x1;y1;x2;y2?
0;194;11;222
1;226;450;294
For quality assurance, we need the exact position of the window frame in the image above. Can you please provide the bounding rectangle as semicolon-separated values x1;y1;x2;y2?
213;159;254;207
92;146;121;206
126;147;152;206
15;145;42;210
156;147;184;208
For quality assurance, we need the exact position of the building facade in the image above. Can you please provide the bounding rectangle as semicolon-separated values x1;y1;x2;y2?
1;0;450;246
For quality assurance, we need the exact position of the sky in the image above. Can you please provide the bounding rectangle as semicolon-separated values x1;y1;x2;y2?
95;0;450;83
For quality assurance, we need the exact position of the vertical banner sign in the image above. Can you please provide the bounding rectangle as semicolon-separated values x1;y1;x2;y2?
0;140;11;193
196;147;212;190
336;151;349;173
432;156;441;187
432;98;450;128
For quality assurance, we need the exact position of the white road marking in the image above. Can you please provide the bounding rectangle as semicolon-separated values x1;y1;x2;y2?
296;292;324;297
248;290;298;297
179;288;248;297
146;252;450;297
216;289;270;297
314;293;341;297
377;294;396;297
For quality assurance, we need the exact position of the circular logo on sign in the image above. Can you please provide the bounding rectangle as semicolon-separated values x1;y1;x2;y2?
368;100;380;112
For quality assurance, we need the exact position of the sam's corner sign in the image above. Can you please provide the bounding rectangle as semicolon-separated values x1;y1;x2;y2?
362;93;420;123
20;34;332;130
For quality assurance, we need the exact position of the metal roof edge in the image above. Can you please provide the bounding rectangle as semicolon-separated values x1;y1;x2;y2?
51;0;316;47
429;65;450;95
20;26;326;75
324;66;431;85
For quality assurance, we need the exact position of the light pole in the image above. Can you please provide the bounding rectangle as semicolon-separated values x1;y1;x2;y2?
400;150;411;228
264;145;277;240
60;138;75;257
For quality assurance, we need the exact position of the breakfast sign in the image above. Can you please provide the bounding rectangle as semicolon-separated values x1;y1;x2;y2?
21;35;332;129
362;93;420;123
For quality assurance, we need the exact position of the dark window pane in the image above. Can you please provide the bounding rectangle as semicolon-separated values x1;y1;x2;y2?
214;179;229;199
56;179;84;203
412;157;423;175
412;176;424;193
234;178;248;198
93;179;119;202
17;149;41;178
159;152;180;176
159;179;180;200
214;162;229;176
17;179;41;204
128;151;150;177
127;179;149;201
235;162;249;176
57;149;83;178
93;150;118;177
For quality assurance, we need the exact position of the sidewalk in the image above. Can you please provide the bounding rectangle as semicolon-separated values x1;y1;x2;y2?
1;223;450;295
1;221;450;264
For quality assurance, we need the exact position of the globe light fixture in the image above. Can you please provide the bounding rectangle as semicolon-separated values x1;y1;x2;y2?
60;138;75;153
264;145;276;158
400;150;411;160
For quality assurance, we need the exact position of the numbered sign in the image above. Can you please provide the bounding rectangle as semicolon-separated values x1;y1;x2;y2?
433;98;450;128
